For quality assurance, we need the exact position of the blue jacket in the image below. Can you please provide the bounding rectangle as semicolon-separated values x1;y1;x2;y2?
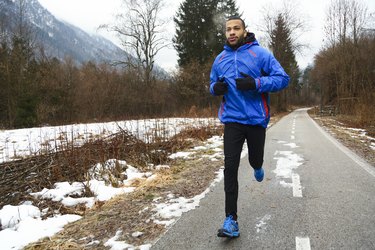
209;33;289;128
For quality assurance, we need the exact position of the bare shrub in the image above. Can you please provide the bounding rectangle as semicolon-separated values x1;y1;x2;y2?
0;122;223;208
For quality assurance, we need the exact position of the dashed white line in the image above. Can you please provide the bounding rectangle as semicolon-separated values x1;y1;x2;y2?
291;115;310;250
296;237;311;250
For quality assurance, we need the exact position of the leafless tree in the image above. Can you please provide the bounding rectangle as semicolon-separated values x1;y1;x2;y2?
313;0;374;118
259;0;309;55
102;0;169;86
324;0;368;47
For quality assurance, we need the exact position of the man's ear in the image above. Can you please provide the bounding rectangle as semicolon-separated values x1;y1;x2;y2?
243;31;247;38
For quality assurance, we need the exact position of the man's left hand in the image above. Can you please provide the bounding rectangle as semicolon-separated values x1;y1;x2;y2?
235;72;256;91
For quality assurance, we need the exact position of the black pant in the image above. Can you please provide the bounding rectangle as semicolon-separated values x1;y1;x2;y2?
224;123;266;217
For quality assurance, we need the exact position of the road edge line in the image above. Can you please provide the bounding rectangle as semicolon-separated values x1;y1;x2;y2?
308;114;375;178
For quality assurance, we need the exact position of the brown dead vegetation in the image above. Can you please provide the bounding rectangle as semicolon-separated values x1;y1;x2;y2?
21;125;224;249
0;123;223;208
309;108;375;166
1;114;292;249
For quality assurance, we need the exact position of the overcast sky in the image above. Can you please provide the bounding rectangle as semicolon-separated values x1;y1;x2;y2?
38;0;375;72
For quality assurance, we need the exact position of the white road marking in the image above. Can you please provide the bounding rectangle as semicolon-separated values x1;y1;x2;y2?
296;237;311;250
291;135;295;140
292;173;303;197
309;115;375;178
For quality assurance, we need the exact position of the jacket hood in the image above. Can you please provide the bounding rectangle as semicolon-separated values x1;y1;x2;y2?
244;32;256;43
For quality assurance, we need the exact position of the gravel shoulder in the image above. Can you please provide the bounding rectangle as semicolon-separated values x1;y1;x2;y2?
308;110;375;166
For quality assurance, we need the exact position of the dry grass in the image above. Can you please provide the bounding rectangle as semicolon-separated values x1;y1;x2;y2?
308;108;375;166
24;136;224;249
0;123;222;207
13;114;290;249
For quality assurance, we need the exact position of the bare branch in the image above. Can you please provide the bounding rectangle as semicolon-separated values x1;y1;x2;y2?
102;0;168;85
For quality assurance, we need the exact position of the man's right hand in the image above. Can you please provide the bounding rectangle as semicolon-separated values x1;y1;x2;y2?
213;80;228;95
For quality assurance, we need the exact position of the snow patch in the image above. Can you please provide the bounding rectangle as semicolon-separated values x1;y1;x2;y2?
0;119;223;249
151;168;224;227
168;151;193;159
273;151;303;179
255;214;271;233
0;204;81;250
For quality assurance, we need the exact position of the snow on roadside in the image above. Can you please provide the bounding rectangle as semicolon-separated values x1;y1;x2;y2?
0;159;155;250
0;134;225;250
103;167;225;249
0;204;81;250
104;230;152;250
314;117;375;152
0;117;220;163
103;135;224;249
151;166;224;227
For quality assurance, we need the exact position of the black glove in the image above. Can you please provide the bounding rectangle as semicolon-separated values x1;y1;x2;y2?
213;80;228;95
235;72;256;91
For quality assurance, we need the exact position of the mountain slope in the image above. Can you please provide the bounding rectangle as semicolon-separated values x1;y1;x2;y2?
0;0;126;64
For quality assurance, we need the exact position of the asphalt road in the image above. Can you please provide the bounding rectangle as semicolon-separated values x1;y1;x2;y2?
151;108;375;250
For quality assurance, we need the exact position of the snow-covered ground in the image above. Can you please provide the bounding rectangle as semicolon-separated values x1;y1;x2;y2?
0;118;223;250
313;117;375;152
332;125;375;151
0;117;220;163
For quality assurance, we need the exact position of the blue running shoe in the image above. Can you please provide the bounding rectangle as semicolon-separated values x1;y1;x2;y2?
217;215;240;238
254;167;264;182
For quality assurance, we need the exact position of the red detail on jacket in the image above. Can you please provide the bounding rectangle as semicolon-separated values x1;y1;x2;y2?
219;52;226;62
257;78;261;89
248;49;257;57
261;93;269;117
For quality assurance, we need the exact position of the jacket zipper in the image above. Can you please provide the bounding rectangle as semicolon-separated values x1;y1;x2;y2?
234;50;238;78
259;102;265;117
236;49;252;119
235;50;245;115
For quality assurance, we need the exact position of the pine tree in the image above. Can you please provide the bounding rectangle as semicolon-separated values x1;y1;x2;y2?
269;13;299;112
213;0;240;53
174;0;240;67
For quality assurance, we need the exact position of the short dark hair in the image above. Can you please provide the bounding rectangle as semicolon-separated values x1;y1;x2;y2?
226;16;246;29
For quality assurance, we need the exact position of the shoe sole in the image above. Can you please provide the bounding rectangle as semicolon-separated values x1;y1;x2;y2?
255;177;263;182
217;229;240;238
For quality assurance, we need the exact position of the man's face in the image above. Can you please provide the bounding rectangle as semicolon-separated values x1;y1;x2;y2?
225;19;246;46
